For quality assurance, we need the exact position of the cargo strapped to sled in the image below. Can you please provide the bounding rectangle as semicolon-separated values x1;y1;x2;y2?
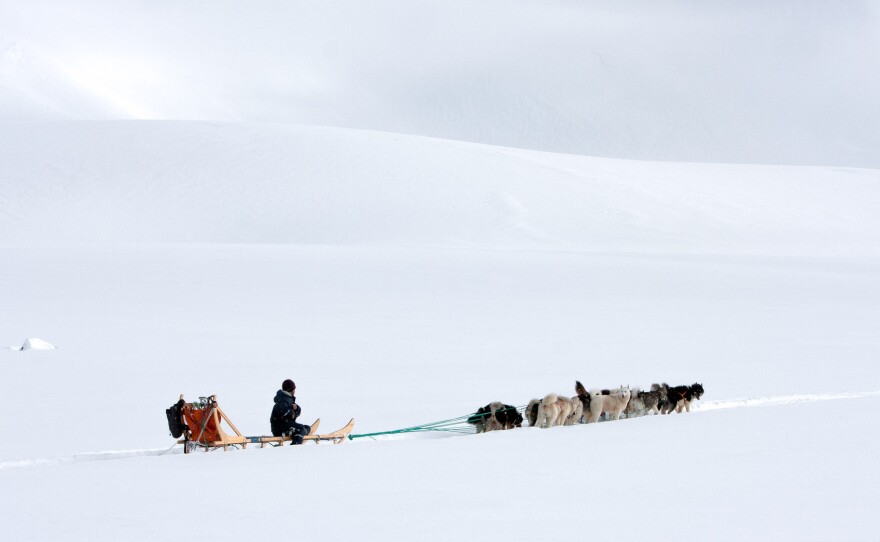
166;398;186;438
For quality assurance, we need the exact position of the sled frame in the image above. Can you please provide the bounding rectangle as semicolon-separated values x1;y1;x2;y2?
177;395;352;453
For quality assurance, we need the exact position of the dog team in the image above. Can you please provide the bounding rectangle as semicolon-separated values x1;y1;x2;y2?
468;381;704;433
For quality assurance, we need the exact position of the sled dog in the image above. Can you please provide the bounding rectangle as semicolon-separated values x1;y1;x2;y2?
653;383;672;414
667;383;704;413
467;405;491;433
536;393;573;428
493;403;523;429
565;395;584;425
624;388;662;418
587;386;631;423
525;399;541;427
467;402;523;432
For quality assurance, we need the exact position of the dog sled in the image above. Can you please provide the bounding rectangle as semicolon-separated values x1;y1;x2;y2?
167;395;354;453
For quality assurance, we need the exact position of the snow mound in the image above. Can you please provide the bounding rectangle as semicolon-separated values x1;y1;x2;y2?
10;338;56;351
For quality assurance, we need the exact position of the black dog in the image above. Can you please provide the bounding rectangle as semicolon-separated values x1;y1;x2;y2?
495;404;523;429
665;382;704;413
467;402;522;432
467;405;492;432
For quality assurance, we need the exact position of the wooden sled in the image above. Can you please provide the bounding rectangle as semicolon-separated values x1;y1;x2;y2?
176;395;354;453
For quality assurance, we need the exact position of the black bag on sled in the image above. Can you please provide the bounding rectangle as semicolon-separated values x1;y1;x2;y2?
166;399;186;438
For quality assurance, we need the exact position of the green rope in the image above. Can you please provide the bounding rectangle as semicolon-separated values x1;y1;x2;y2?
348;404;528;440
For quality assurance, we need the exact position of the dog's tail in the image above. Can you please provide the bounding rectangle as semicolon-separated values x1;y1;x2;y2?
575;380;588;397
577;393;591;411
526;398;541;414
541;393;558;407
652;382;670;401
651;382;669;391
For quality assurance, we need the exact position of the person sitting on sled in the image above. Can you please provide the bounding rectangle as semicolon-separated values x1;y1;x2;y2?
270;379;311;445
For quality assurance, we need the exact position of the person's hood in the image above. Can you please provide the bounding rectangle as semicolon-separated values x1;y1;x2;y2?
274;389;294;404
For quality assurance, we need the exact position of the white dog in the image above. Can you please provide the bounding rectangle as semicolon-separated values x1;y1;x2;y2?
564;395;584;425
536;393;573;428
587;386;631;423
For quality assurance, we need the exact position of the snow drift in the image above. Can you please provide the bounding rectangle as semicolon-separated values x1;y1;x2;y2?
8;337;56;351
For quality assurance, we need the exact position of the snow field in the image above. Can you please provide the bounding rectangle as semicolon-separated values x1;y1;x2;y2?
1;394;877;541
1;0;879;539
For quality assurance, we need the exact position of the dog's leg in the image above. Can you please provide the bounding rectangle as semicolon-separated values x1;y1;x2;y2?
587;397;601;423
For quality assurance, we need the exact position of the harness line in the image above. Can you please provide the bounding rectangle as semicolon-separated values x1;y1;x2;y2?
348;404;528;440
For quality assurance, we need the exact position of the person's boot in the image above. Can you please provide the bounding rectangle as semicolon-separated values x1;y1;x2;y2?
290;434;304;445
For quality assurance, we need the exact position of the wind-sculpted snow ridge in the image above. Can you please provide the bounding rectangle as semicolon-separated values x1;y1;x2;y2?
5;391;877;471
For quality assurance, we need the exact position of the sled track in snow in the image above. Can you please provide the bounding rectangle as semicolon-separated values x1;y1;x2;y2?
694;391;880;412
0;447;184;471
3;391;879;471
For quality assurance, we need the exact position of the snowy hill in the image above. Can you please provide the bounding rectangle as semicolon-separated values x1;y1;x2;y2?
2;121;879;254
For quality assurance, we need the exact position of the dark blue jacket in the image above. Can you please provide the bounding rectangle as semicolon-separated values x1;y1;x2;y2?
270;390;301;436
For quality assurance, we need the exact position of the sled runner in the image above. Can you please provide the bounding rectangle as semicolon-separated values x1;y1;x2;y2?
170;395;354;453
